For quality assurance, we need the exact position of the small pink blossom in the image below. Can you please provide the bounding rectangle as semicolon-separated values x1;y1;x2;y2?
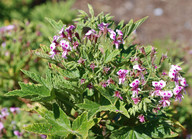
1;108;9;118
90;63;96;70
162;72;167;76
80;79;86;84
133;65;142;71
101;82;107;88
113;91;123;100
103;67;111;74
52;35;60;44
132;97;141;104
138;115;145;123
78;57;86;65
108;29;124;49
60;40;71;58
180;77;187;87
129;79;141;97
87;83;93;90
98;22;109;31
59;26;67;38
50;43;56;51
49;50;57;59
14;130;22;137
10;107;20;113
169;65;182;80
151;80;166;96
152;80;166;90
107;78;115;86
159;91;173;107
73;41;79;49
117;69;129;84
65;25;75;33
173;86;184;101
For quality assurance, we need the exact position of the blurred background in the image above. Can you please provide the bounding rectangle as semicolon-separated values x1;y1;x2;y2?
0;0;192;138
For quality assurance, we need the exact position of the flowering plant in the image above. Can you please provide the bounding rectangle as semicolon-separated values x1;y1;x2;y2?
7;5;186;138
0;106;43;138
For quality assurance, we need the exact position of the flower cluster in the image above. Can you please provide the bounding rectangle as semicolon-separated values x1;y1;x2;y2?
108;29;124;49
49;22;125;59
47;21;188;125
117;69;129;84
49;25;77;59
169;65;187;101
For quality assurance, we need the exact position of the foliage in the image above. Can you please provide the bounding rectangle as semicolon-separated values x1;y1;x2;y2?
7;5;187;138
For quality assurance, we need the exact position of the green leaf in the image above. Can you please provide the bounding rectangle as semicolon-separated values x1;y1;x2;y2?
105;49;120;63
35;105;71;132
6;82;50;97
111;126;151;139
24;123;69;137
123;16;148;39
77;99;130;119
45;17;64;32
72;112;99;139
95;85;117;105
21;69;42;84
88;4;94;18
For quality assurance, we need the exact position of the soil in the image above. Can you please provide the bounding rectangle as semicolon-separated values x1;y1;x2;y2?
73;0;192;46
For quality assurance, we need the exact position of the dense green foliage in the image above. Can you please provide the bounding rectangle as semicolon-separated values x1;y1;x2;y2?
6;5;187;138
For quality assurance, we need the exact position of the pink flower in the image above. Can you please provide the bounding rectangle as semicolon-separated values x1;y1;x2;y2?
138;115;145;123
85;29;99;43
60;40;71;59
90;63;96;70
10;107;20;113
162;72;167;76
85;29;96;38
78;57;86;65
73;41;79;49
40;134;47;139
65;25;75;41
50;43;56;51
107;78;115;86
103;67;111;74
101;82;107;88
108;29;124;49
87;83;93;89
152;80;166;89
49;50;57;59
129;79;141;97
98;22;109;31
173;86;184;101
60;40;70;49
169;65;182;80
132;97;141;104
117;69;129;84
14;130;22;137
80;79;85;84
151;80;166;96
133;65;142;71
159;91;173;107
1;108;9;118
65;25;75;33
59;26;67;38
180;77;187;87
113;91;123;100
52;35;60;44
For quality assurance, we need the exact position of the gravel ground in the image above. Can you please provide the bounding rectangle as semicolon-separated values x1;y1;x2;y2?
73;0;192;46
